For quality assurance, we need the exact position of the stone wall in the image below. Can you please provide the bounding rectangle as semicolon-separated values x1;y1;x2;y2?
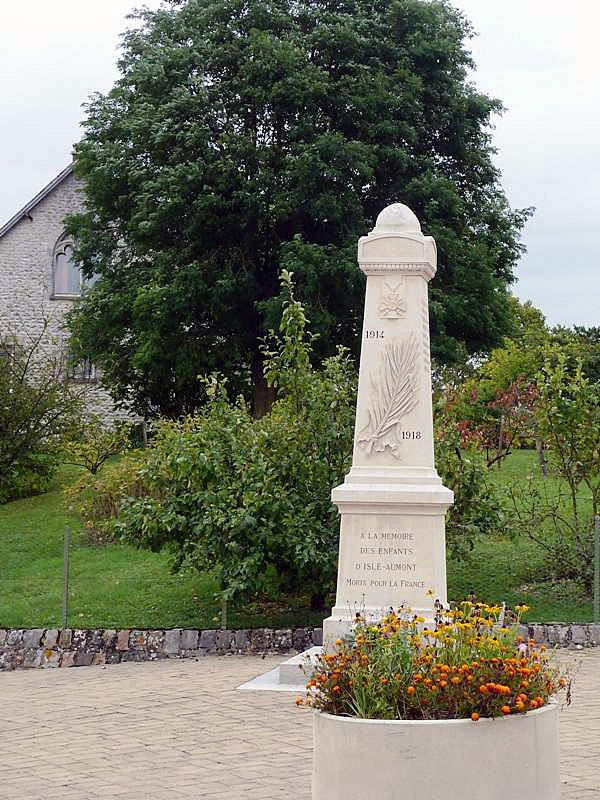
0;170;127;423
1;623;598;672
0;626;324;671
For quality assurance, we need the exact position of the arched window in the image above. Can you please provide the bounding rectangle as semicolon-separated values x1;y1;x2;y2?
53;235;82;297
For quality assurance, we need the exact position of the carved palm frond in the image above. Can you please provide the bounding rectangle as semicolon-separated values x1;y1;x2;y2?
357;334;419;458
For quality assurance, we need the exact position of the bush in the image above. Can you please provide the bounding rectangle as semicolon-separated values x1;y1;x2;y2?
0;452;59;504
506;353;600;591
65;451;150;543
114;345;356;609
302;602;569;720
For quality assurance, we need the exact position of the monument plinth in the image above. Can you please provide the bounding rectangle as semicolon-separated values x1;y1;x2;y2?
322;203;453;647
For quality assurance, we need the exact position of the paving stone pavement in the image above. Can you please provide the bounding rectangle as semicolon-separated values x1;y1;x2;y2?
0;650;598;799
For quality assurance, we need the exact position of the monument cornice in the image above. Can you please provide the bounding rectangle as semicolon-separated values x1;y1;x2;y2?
359;261;437;280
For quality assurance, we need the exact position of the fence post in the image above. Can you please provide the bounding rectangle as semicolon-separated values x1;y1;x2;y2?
221;596;228;631
62;527;71;630
594;516;600;625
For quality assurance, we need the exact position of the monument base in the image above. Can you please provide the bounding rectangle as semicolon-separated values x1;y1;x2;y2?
324;470;453;650
237;646;321;693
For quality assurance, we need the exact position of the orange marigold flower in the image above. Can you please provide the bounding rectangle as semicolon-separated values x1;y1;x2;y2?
501;705;511;715
407;686;416;696
471;712;480;722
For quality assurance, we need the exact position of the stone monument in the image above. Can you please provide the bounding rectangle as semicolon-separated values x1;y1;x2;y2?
322;202;453;647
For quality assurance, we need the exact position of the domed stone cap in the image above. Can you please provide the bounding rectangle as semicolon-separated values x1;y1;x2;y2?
374;203;421;234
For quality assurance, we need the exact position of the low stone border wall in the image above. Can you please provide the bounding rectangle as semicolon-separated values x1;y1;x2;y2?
0;626;323;671
1;623;598;672
526;623;600;648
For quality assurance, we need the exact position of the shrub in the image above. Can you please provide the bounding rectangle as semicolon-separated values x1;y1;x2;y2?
65;451;150;543
0;326;82;503
302;601;569;720
114;346;356;609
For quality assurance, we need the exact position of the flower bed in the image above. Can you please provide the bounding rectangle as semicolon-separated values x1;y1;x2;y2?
302;602;569;720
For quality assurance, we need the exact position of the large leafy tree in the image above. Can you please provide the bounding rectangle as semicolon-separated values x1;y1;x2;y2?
67;0;530;417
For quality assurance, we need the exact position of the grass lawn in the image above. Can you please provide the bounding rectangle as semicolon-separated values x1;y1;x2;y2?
0;451;594;629
0;465;324;630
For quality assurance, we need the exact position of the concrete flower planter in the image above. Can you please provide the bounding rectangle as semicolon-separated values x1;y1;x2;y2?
312;702;559;800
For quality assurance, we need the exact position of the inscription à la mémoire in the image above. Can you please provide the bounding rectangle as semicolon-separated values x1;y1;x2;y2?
345;529;426;590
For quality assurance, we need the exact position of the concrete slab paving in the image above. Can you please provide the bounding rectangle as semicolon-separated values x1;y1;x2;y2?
0;650;598;798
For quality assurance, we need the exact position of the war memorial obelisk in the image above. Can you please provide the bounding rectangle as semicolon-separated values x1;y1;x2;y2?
322;203;453;647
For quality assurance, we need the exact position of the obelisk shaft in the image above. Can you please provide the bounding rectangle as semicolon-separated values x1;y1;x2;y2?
323;204;453;647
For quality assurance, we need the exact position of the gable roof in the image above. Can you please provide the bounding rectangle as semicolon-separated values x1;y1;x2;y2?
0;163;75;240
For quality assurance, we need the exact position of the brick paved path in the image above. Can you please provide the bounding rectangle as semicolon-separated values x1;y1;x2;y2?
0;651;598;799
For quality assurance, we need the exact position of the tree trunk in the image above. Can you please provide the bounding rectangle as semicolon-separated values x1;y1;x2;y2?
251;353;276;418
536;438;548;478
310;592;326;612
497;414;505;468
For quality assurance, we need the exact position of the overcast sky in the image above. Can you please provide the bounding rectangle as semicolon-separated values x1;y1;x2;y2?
1;0;598;328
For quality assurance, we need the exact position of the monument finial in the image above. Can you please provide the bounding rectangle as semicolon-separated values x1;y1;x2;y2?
373;203;421;234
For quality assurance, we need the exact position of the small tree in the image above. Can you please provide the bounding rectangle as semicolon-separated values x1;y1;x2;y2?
434;409;504;559
507;352;600;590
62;415;132;475
0;325;82;502
535;353;600;524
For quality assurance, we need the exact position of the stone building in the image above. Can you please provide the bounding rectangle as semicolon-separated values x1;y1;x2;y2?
0;164;122;421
